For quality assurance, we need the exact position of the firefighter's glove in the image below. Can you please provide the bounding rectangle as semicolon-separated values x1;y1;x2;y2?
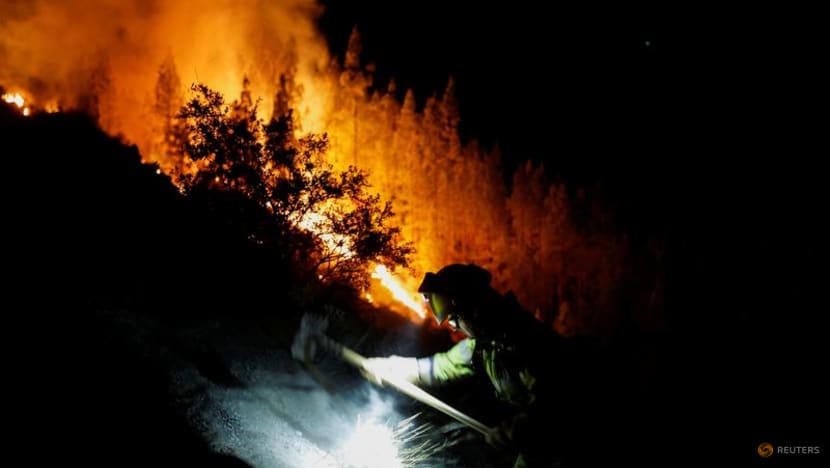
484;423;512;449
485;413;530;450
361;356;419;386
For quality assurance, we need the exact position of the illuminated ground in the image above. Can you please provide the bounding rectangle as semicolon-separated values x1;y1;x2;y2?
86;310;421;467
34;307;502;468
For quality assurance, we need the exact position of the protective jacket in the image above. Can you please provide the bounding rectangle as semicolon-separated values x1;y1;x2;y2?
416;338;537;407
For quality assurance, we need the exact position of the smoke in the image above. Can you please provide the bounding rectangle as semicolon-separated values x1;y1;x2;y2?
0;0;332;152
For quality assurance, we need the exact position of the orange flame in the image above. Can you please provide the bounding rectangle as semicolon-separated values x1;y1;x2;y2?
292;209;353;260
3;92;31;116
371;265;425;318
292;206;423;319
0;1;628;335
3;92;25;108
2;91;57;116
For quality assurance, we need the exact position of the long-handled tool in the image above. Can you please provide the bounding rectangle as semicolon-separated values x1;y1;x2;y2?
291;313;492;436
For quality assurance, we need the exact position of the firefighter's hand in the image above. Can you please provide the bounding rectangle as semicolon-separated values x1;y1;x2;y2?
361;356;419;386
484;424;511;449
485;413;530;450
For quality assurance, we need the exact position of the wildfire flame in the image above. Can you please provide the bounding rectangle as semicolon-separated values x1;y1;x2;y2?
3;92;30;116
3;92;24;107
1;0;629;336
2;91;60;116
293;210;353;261
293;206;424;319
371;265;425;318
0;0;472;322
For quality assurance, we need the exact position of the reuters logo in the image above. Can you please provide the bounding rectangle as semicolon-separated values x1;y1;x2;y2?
758;442;774;458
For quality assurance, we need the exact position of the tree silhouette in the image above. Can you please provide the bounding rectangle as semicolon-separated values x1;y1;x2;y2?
176;80;412;289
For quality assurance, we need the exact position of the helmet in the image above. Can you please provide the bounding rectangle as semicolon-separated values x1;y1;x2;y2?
418;264;492;324
423;292;455;325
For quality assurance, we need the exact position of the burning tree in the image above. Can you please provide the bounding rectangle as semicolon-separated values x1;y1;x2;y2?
175;79;413;290
152;53;188;166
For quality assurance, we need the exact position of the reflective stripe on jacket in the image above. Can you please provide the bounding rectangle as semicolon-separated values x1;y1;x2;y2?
417;338;536;406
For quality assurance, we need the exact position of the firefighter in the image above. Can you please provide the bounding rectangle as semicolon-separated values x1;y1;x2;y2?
364;263;563;467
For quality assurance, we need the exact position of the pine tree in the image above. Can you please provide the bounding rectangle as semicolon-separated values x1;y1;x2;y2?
80;53;112;128
153;53;187;164
439;77;462;159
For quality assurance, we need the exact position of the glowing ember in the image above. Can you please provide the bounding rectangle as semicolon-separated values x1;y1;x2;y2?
371;265;425;318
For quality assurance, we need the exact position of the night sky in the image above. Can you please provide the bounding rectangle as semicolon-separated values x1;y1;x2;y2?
319;1;822;187
320;1;666;156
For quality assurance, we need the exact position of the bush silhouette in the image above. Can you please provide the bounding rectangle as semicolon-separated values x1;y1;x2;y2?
175;80;412;290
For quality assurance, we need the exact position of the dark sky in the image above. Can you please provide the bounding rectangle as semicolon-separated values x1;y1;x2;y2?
318;1;821;186
320;1;663;152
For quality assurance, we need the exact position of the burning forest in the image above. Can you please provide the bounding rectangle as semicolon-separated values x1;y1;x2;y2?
6;1;821;467
1;0;665;338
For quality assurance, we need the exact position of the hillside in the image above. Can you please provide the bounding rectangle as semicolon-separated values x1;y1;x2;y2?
2;101;825;466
